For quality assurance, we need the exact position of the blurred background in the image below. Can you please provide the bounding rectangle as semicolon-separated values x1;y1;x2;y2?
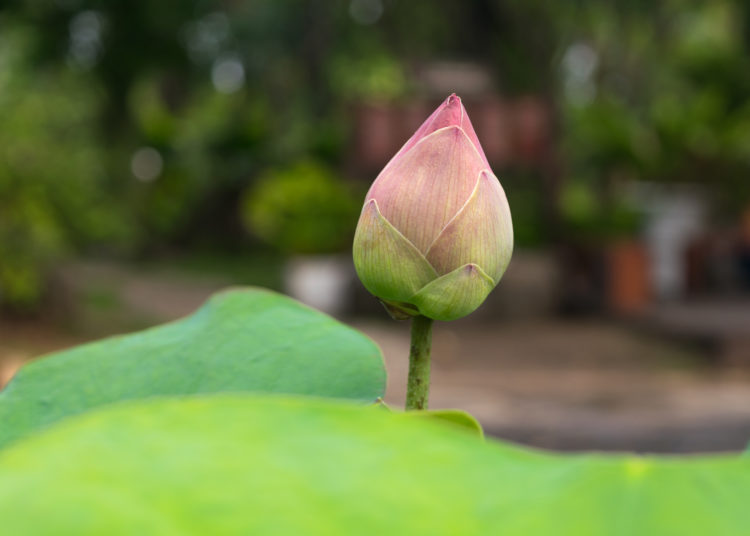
2;0;750;453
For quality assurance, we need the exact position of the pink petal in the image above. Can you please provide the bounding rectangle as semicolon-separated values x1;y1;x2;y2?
383;94;490;173
366;126;487;254
425;170;513;281
456;100;490;169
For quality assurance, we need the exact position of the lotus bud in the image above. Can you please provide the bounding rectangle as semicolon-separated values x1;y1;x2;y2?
353;94;513;321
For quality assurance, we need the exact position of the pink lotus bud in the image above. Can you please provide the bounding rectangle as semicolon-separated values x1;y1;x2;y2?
353;94;513;321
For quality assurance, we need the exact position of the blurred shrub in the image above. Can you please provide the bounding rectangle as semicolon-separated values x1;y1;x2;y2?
241;161;361;255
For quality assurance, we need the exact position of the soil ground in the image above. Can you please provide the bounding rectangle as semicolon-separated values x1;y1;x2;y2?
356;319;750;453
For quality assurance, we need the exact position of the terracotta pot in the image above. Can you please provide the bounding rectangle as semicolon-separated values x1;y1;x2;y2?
606;240;650;314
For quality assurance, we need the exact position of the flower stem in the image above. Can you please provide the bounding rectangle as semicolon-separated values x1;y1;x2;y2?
405;315;434;410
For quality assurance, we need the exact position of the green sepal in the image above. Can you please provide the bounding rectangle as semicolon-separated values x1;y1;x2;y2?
353;200;438;303
410;263;495;321
380;299;420;320
405;409;484;439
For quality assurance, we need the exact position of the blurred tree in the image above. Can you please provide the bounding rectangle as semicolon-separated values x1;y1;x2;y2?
557;0;750;227
3;0;750;309
0;22;129;310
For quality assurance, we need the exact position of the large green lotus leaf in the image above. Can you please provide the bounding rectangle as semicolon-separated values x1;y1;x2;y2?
0;288;385;450
0;395;749;535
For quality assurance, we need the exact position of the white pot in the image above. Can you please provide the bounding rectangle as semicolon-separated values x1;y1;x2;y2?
284;255;354;316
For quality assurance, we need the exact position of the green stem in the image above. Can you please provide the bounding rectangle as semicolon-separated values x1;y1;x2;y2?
405;315;434;410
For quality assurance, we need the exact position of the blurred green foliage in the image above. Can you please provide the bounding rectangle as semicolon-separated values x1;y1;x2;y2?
2;0;750;308
0;24;128;309
242;162;362;255
560;181;641;240
559;0;750;227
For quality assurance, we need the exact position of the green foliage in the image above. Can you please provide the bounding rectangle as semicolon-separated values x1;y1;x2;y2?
0;288;385;449
560;180;641;240
559;0;750;219
124;80;274;243
329;53;407;101
242;161;362;254
1;395;749;535
0;23;128;309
